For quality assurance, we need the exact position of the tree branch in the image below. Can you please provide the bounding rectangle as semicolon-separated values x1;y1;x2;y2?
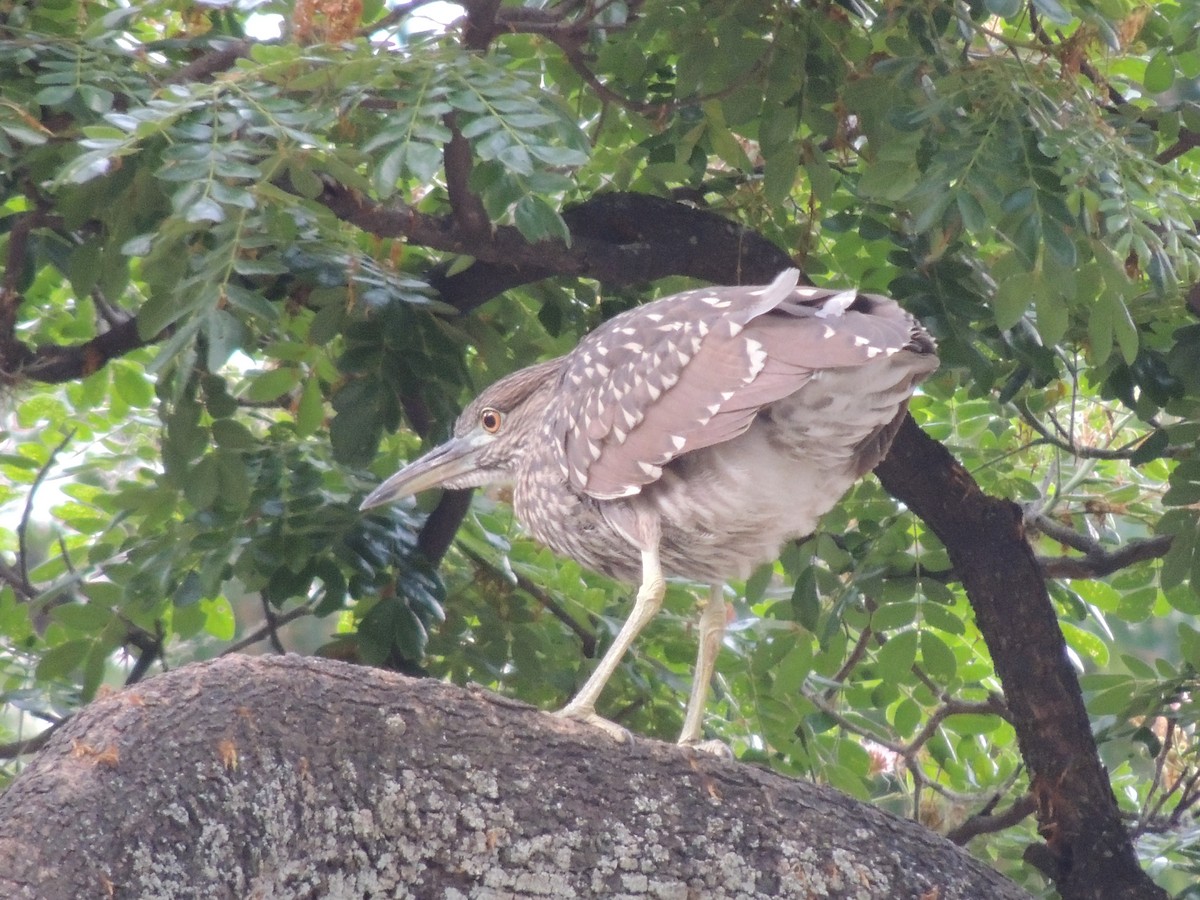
947;793;1038;846
2;316;154;387
163;38;254;85
442;114;493;243
1026;509;1173;579
0;655;1032;899
875;417;1161;898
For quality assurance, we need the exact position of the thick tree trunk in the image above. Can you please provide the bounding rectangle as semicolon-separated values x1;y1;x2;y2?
0;655;1028;899
876;417;1156;899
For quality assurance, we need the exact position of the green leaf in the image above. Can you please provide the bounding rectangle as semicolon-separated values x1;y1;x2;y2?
201;596;237;640
984;0;1021;16
296;377;325;438
1106;288;1139;365
764;151;800;206
212;419;256;450
111;363;154;408
858;161;919;201
1144;53;1176;94
956;191;987;234
173;571;204;607
1031;0;1071;25
224;284;280;322
513;195;570;245
1060;622;1109;667
876;629;918;681
184;454;221;510
203;309;247;371
244;367;301;402
1033;280;1069;346
920;631;957;682
790;570;820;633
36;639;90;680
993;271;1035;330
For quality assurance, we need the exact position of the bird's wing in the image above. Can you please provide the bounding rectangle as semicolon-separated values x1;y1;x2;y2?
552;270;936;500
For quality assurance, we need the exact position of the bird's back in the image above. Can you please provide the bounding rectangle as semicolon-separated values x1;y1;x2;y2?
515;270;938;584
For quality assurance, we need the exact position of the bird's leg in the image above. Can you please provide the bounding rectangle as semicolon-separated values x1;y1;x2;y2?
555;545;666;742
677;584;730;754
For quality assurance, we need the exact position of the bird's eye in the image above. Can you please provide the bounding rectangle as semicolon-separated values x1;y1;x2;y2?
480;408;503;434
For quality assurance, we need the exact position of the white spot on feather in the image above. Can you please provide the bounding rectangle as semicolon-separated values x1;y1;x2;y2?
638;461;661;477
670;435;686;450
744;337;767;378
815;289;857;319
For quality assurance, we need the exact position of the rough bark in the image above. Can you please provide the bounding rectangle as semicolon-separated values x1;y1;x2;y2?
875;417;1154;900
0;654;1029;900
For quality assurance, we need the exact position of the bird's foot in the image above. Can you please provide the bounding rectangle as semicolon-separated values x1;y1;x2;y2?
553;704;633;744
678;737;734;759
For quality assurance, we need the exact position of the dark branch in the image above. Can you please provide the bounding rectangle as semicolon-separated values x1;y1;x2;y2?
316;185;801;313
163;38;254;85
442;114;493;244
2;317;153;387
948;793;1038;845
875;416;1157;898
1026;510;1173;579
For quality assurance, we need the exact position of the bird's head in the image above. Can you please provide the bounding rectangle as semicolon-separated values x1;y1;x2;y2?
359;357;563;511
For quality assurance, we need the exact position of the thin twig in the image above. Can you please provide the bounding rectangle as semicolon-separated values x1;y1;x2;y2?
0;723;62;759
459;544;598;657
1016;401;1166;460
261;594;287;654
221;602;315;655
18;429;76;590
361;0;444;37
121;621;166;685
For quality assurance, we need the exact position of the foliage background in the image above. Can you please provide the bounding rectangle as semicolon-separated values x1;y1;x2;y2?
2;0;1199;895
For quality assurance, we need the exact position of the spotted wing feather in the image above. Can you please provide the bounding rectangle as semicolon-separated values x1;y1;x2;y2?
552;270;935;500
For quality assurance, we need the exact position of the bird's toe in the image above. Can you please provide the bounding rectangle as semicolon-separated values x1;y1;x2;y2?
678;737;734;759
553;705;633;744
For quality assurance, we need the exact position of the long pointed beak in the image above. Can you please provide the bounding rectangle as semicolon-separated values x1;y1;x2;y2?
359;435;484;511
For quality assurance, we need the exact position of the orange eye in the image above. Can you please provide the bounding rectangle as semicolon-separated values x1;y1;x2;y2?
480;408;502;434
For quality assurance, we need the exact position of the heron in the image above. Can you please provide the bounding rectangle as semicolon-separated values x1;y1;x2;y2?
361;268;938;747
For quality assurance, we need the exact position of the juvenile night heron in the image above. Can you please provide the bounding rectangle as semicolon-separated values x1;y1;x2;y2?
361;268;937;745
